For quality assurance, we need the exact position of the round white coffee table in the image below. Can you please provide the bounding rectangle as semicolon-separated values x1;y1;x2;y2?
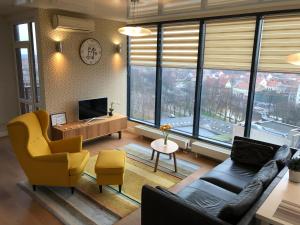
150;138;179;172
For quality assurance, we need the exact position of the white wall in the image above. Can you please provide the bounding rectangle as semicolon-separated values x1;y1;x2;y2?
37;9;127;122
0;17;18;136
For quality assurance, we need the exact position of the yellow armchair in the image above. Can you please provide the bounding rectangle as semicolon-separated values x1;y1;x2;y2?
7;110;89;192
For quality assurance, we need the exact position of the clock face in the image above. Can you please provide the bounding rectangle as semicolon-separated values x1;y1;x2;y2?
80;38;102;65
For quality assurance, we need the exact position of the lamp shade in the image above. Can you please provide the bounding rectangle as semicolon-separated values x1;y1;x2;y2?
118;26;152;37
287;53;300;66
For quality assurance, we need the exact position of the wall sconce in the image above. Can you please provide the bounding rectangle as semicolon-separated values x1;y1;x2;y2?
115;44;122;53
55;41;63;53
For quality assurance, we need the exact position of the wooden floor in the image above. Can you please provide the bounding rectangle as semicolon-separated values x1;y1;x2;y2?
0;129;218;225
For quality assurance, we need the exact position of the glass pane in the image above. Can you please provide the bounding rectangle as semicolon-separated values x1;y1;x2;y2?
250;72;300;147
15;23;29;41
199;18;255;144
130;66;156;123
161;68;196;134
199;69;250;143
160;22;199;134
16;48;32;100
31;22;40;103
20;103;33;114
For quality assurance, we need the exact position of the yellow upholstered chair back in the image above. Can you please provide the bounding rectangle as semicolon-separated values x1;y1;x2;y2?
7;111;51;168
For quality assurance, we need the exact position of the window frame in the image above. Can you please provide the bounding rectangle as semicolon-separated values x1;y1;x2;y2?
127;8;300;148
13;21;41;114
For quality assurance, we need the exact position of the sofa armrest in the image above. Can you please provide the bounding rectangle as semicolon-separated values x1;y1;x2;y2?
31;153;69;178
34;152;69;162
49;136;82;153
141;185;230;225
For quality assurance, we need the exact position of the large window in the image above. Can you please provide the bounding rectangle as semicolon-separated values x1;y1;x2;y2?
129;26;157;123
14;22;41;114
250;14;300;146
128;11;300;147
199;18;255;143
160;22;199;134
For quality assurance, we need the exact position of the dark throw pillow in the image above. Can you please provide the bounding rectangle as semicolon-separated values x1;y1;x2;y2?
231;140;275;167
252;160;278;188
273;145;291;168
218;181;263;224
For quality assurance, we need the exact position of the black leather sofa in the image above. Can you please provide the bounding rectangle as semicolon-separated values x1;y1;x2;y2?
141;136;297;225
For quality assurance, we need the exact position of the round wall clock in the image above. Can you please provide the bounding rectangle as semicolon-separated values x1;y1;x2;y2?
80;38;102;65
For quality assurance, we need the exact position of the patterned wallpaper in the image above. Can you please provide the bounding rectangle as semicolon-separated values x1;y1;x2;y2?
37;9;127;122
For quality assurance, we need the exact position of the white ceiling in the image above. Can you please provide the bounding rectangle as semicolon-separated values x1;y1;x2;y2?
0;0;300;22
0;0;128;21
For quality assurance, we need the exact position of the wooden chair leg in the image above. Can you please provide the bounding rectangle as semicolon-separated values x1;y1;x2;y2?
118;185;122;193
99;185;102;193
32;185;36;191
151;150;155;160
173;153;177;173
154;152;160;172
71;187;75;194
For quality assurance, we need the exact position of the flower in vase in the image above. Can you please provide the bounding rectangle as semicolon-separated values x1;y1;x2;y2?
160;124;172;145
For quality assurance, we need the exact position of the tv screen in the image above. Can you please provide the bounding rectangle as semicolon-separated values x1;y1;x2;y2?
79;97;108;120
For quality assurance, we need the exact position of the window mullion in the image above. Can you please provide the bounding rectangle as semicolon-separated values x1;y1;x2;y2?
244;15;264;137
193;20;206;137
154;23;163;127
126;36;131;118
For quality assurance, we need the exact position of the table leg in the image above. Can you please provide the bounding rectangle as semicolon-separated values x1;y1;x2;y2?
173;153;177;172
118;131;122;139
169;154;172;160
151;150;155;160
154;152;160;172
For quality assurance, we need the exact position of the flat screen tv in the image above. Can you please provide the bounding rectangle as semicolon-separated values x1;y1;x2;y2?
79;97;107;120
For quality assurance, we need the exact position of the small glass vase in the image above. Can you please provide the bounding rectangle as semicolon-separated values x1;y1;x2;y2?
164;135;168;145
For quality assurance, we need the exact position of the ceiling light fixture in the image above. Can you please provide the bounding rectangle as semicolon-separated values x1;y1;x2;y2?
118;0;151;37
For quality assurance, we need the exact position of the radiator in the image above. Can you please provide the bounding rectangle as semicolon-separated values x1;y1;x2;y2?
134;125;190;150
191;141;230;161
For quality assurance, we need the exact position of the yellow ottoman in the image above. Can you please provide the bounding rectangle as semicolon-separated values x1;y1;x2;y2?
95;150;126;193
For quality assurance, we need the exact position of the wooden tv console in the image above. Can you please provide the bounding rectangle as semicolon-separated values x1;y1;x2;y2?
51;114;127;141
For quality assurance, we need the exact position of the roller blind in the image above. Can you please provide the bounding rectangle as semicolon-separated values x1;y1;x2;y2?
207;0;251;7
259;14;300;73
162;22;200;68
129;26;157;67
204;18;256;70
128;0;158;18
163;0;201;14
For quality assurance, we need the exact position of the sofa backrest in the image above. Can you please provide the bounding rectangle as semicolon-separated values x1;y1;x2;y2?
233;136;281;151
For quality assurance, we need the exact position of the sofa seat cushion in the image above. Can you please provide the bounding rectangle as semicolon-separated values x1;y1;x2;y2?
231;139;275;167
218;180;263;224
69;150;90;176
177;179;237;217
201;159;259;194
95;150;126;174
